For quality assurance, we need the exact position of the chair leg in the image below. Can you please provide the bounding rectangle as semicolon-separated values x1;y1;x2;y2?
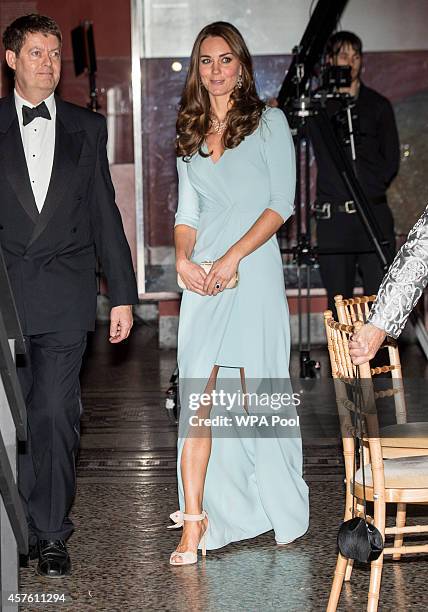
367;554;384;612
344;559;354;581
344;499;363;582
392;503;406;561
367;495;386;612
327;553;348;612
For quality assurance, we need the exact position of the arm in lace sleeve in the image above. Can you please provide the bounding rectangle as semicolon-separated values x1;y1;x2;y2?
368;205;428;338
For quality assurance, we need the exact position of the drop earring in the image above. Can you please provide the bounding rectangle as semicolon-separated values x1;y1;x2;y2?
237;74;243;89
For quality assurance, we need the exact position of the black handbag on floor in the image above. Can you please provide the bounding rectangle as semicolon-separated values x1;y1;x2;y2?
337;368;384;563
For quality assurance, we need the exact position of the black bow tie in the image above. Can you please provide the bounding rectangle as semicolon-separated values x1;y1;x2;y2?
22;101;51;126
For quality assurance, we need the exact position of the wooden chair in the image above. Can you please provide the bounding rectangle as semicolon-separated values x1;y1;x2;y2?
334;294;428;457
324;313;428;612
335;295;404;424
334;294;428;569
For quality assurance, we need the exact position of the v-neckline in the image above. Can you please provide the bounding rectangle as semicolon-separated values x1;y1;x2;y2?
203;141;226;165
210;152;225;165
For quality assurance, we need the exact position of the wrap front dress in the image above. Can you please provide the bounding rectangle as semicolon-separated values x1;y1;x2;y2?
175;107;309;549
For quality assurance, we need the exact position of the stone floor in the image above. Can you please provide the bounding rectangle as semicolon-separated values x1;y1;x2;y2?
17;323;428;611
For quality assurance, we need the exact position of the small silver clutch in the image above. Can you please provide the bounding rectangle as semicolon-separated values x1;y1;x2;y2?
177;260;239;290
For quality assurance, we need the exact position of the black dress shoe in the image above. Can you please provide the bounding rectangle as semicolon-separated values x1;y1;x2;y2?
37;539;71;577
19;542;39;568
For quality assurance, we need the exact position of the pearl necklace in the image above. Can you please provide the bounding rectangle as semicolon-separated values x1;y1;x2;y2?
211;114;227;135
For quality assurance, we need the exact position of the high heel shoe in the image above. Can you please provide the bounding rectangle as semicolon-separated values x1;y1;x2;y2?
168;510;208;565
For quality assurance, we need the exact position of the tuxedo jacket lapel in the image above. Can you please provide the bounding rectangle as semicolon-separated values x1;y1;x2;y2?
27;97;85;249
0;95;39;223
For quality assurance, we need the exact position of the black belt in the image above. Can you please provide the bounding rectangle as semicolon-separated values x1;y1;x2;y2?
314;196;387;220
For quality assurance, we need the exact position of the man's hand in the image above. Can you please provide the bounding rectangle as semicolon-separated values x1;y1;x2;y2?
349;323;386;365
109;305;133;343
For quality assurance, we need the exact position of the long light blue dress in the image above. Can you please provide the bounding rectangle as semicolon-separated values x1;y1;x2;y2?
175;107;309;549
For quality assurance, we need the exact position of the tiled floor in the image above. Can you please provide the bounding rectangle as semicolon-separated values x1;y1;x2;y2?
18;324;428;611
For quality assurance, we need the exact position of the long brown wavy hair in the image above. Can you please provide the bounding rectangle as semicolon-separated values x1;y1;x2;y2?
176;21;265;160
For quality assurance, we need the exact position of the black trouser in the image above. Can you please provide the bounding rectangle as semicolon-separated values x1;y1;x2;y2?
316;203;396;314
17;330;87;542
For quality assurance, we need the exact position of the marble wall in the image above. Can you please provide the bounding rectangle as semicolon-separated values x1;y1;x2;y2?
139;0;428;56
141;50;428;258
1;1;428;254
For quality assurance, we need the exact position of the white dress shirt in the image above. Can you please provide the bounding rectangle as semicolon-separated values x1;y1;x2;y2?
14;90;56;212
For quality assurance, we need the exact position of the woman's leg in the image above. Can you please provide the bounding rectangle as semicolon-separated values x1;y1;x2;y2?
172;366;219;561
240;367;249;412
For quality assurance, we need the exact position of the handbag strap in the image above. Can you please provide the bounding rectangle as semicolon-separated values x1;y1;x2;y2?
351;366;368;520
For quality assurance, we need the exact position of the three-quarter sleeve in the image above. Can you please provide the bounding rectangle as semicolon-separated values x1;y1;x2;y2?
174;156;200;229
262;107;296;223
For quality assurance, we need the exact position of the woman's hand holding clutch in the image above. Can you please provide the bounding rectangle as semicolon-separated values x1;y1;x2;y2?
176;258;208;295
204;252;240;296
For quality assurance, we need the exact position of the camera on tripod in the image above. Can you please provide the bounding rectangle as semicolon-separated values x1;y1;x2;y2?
314;64;357;151
320;65;352;92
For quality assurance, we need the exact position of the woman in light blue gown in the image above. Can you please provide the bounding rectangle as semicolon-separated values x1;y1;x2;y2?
170;21;309;565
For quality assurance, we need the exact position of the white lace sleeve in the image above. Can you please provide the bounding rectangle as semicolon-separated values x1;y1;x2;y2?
368;205;428;338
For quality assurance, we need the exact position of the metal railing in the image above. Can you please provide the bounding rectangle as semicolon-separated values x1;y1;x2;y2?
0;244;28;608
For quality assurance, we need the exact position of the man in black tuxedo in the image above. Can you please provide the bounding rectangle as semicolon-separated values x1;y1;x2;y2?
1;15;138;577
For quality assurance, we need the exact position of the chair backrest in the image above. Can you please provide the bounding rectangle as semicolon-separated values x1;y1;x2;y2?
334;295;406;424
323;311;386;506
334;294;376;326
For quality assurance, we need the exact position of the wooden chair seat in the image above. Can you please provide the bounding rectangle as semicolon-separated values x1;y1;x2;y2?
380;422;428;456
380;422;428;446
354;455;428;490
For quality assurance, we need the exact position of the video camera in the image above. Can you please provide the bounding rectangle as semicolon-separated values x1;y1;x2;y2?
320;65;352;93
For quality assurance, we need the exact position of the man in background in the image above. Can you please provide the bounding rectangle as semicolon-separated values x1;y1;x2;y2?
309;31;400;313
